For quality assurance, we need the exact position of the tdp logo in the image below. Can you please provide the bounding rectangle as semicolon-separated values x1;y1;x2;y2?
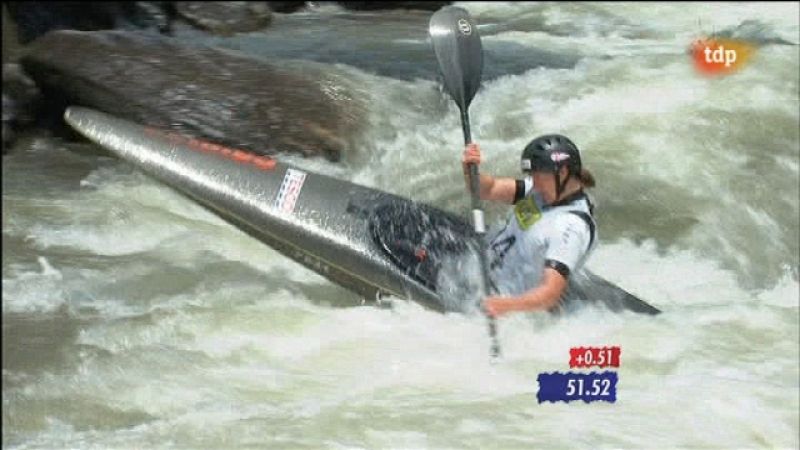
690;37;755;76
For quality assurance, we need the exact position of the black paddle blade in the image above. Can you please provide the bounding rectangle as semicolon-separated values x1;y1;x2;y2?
429;6;483;112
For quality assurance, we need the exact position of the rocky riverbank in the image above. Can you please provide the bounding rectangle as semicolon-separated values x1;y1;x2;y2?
2;2;449;157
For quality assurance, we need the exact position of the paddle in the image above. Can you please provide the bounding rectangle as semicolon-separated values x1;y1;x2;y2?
429;6;500;359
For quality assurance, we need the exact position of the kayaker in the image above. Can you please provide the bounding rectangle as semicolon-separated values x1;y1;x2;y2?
461;134;597;317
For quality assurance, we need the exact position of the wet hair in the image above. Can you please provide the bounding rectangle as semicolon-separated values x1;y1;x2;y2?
577;168;595;188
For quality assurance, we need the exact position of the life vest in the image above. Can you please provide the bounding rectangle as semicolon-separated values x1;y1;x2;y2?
487;180;597;297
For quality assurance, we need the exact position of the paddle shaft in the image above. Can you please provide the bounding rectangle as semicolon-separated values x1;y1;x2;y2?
429;5;500;359
460;108;500;359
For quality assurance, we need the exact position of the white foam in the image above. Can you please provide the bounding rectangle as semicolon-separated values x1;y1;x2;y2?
756;267;800;308
460;2;799;43
4;3;798;448
2;257;67;313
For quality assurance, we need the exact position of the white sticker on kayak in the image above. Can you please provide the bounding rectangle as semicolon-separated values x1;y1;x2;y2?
274;168;307;214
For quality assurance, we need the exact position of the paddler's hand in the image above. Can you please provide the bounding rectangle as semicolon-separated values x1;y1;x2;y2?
462;143;481;168
482;295;518;318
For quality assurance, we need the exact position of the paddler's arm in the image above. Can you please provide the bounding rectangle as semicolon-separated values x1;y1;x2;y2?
483;268;567;316
484;214;592;317
462;143;518;204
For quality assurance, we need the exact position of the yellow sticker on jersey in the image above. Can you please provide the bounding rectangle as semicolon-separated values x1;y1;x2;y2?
514;195;541;230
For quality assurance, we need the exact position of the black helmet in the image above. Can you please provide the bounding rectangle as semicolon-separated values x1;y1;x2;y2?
520;134;582;198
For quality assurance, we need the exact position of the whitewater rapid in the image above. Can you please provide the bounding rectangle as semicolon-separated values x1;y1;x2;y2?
3;2;798;449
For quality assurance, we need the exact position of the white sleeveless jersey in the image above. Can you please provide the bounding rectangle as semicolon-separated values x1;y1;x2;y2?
487;176;597;297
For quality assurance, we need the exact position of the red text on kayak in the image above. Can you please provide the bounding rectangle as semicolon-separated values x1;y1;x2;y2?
144;127;277;171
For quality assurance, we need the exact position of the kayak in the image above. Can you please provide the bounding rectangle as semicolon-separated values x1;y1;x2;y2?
64;106;660;315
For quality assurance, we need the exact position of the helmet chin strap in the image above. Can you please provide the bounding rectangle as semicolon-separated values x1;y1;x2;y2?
554;168;571;200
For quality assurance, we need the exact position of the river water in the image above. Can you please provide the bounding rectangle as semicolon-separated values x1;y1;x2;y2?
3;2;798;449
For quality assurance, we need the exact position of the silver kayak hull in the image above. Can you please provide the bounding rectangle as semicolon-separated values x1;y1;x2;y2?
64;106;452;310
64;106;660;315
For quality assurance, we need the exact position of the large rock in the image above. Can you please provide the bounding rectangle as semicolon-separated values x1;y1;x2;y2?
267;2;308;13
2;63;41;152
3;4;24;63
5;2;172;44
21;30;360;161
174;2;272;36
338;2;451;11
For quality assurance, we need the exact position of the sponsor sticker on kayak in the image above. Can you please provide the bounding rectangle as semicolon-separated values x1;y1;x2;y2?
274;168;307;214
